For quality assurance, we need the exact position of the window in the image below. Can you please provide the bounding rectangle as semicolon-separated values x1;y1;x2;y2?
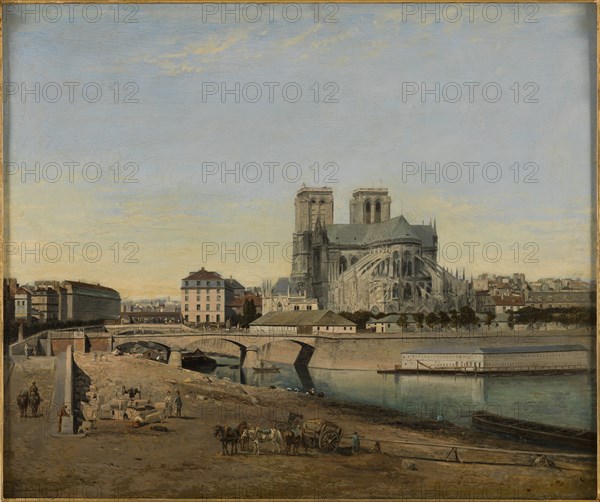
185;296;189;301
307;306;312;310
196;315;200;322
196;305;200;310
184;305;189;311
206;304;210;311
196;296;200;301
294;305;300;311
216;304;221;310
196;281;201;286
185;281;188;286
217;295;221;301
216;314;221;322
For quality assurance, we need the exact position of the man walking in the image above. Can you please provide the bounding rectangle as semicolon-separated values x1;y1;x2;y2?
174;389;183;418
164;391;173;418
351;432;361;455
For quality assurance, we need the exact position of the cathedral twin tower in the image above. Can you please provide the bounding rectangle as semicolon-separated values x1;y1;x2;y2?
294;186;391;233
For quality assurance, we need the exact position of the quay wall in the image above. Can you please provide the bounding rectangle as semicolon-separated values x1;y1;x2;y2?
308;331;595;370
187;329;595;371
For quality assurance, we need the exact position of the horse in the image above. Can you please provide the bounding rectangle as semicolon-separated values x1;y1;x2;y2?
16;391;28;418
236;421;250;451
281;429;303;455
29;391;41;417
213;425;240;455
242;427;282;455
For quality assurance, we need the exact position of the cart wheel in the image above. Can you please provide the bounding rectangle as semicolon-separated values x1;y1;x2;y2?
319;430;339;453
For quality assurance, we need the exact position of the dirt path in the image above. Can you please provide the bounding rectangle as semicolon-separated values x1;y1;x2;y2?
3;354;596;499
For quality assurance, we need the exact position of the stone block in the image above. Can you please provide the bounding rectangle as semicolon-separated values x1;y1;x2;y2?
144;411;163;424
109;399;129;410
98;407;113;420
112;410;126;421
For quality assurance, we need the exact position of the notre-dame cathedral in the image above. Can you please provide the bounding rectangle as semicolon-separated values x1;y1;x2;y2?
287;186;470;314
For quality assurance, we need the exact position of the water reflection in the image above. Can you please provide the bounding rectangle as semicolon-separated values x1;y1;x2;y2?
206;356;595;430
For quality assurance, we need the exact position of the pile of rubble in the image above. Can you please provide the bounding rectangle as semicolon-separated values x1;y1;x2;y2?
78;384;170;433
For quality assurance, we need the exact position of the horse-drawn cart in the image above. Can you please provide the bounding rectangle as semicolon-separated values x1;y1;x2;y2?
301;418;342;453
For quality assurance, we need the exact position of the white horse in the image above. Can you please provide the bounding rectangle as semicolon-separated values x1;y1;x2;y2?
241;427;282;455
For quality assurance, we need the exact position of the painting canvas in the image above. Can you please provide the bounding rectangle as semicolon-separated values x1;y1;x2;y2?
2;2;597;500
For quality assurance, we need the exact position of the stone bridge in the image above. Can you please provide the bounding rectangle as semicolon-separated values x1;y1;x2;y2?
109;328;319;368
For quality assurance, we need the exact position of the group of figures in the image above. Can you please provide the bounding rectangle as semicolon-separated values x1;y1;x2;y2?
23;342;37;359
213;413;343;456
164;389;183;418
16;381;41;418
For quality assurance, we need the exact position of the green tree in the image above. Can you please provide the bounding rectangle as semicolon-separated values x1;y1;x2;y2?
484;312;496;330
425;312;439;331
413;312;425;332
458;306;478;329
397;314;409;332
437;311;450;331
507;309;515;330
241;298;258;328
449;309;460;331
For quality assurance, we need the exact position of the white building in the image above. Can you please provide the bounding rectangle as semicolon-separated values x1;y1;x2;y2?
249;310;356;335
400;345;589;372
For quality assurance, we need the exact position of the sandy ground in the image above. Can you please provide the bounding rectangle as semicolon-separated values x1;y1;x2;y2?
3;353;596;499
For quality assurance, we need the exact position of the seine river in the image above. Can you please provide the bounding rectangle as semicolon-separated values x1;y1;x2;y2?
203;356;596;431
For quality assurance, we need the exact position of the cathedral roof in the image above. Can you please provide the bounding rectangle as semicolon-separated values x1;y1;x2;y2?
326;216;434;247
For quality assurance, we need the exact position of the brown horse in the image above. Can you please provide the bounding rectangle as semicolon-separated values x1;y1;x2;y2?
281;429;303;455
237;421;250;451
16;391;28;418
213;425;240;455
29;392;41;418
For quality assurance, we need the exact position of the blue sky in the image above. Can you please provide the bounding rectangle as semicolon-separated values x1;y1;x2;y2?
4;3;596;298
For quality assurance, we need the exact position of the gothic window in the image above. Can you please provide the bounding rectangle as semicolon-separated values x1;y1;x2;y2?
277;302;283;311
403;283;412;300
402;251;413;276
365;200;371;223
375;200;382;223
392;283;399;299
350;255;358;266
339;256;348;275
320;199;326;204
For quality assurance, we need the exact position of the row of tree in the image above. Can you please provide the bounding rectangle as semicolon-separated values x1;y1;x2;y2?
339;305;596;331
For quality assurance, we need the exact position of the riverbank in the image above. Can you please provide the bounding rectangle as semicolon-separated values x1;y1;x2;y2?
4;353;595;499
193;328;595;371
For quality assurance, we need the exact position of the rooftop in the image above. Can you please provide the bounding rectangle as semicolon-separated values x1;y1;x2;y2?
250;310;356;327
182;268;223;281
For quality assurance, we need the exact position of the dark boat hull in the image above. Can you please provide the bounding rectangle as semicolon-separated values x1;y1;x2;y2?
472;411;596;450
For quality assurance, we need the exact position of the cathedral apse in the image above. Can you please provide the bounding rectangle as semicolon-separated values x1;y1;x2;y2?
290;186;471;314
